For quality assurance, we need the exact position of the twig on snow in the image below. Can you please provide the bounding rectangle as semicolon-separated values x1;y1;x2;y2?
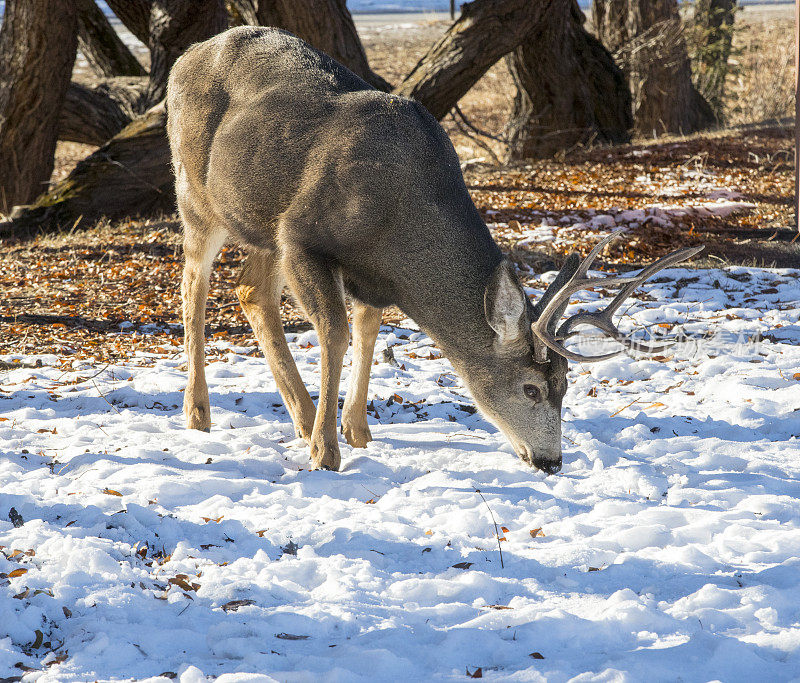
91;379;121;415
474;487;504;569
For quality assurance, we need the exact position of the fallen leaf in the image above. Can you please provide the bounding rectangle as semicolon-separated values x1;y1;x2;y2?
281;540;299;556
14;663;39;673
168;577;196;592
276;633;310;640
47;653;68;666
529;652;545;659
102;488;122;496
8;507;24;527
221;599;255;612
466;666;483;678
8;568;28;578
451;562;473;570
529;528;545;538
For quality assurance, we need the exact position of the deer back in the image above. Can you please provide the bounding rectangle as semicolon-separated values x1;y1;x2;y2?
167;26;501;345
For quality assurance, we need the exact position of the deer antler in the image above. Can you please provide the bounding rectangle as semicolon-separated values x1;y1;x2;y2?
531;231;703;362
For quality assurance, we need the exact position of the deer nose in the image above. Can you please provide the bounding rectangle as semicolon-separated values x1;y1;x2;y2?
532;457;562;475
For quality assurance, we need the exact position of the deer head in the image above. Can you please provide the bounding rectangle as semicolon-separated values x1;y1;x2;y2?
463;232;702;474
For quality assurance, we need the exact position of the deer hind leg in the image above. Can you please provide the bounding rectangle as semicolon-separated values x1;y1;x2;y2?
282;248;349;471
235;251;316;440
342;302;382;448
181;210;226;432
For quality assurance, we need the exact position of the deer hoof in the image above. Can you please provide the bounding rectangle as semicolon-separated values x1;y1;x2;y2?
342;420;372;448
185;402;211;432
310;436;341;472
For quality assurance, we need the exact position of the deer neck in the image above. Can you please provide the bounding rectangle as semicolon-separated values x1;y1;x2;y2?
396;231;503;365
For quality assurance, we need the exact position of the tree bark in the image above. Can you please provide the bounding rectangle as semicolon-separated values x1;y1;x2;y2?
227;0;258;26
394;0;563;121
692;0;737;119
0;0;78;214
3;104;174;233
60;78;148;146
505;0;631;159
256;0;391;91
105;0;152;45
145;0;229;106
77;0;147;77
593;0;716;136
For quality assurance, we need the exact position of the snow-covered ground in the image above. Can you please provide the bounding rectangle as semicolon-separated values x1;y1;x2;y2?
1;265;800;682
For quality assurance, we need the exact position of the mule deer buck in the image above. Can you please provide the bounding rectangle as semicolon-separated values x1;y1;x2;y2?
167;27;701;474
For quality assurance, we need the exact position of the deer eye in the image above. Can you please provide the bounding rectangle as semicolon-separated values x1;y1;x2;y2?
523;384;541;402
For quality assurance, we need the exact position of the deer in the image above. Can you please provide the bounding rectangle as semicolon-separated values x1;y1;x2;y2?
166;26;702;474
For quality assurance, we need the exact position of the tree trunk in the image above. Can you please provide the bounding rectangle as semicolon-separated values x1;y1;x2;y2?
256;0;391;91
105;0;152;45
77;0;147;78
10;0;578;228
692;0;737;119
593;0;716;136
145;0;229;106
60;78;148;146
505;0;631;159
0;0;78;214
227;0;258;26
3;104;174;234
394;0;563;121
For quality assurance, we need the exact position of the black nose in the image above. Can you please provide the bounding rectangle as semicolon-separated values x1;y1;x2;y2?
532;457;562;475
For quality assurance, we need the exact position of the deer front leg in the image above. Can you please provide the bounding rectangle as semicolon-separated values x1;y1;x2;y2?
283;248;349;471
181;219;226;432
235;251;316;440
342;302;381;448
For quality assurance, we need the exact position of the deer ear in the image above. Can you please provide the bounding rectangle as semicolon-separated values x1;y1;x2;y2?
484;260;528;344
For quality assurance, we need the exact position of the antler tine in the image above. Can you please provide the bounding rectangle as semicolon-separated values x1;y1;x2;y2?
556;245;704;340
572;229;626;280
531;235;703;362
530;231;629;361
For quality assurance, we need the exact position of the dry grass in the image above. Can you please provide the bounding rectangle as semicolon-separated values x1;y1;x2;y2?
725;14;795;126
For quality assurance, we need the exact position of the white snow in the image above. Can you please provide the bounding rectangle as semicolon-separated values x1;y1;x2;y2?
1;265;800;681
488;189;757;250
